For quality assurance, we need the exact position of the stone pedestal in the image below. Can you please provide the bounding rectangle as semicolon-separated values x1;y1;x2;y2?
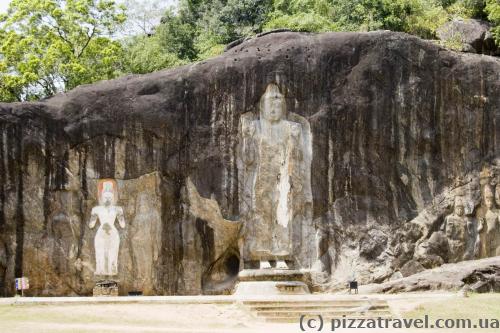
93;280;119;296
234;269;310;296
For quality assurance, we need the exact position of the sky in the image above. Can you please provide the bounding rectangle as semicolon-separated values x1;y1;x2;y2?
0;0;177;15
0;0;10;13
0;0;178;36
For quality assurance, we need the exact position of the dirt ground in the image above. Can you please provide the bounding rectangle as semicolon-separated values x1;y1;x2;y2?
0;293;499;333
0;302;265;333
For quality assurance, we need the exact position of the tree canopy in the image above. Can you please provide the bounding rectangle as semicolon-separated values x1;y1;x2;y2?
0;0;127;102
0;0;499;102
486;0;500;43
150;0;498;64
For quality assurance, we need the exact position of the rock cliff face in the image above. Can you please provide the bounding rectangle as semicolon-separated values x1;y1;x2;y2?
0;31;499;296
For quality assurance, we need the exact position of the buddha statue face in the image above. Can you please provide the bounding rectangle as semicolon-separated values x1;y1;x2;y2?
102;192;114;207
260;84;285;123
485;196;494;210
137;194;149;214
242;120;256;138
484;185;495;210
454;204;464;217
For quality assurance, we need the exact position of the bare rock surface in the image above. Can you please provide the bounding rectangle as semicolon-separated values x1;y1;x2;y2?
363;257;500;293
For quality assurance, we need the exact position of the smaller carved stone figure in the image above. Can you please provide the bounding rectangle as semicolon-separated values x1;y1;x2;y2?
441;196;474;262
130;193;161;294
477;185;500;258
89;180;126;276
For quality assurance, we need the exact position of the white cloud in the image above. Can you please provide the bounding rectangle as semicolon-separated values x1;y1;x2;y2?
0;1;178;15
0;0;11;13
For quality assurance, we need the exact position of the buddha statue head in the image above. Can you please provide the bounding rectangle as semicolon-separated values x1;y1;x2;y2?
483;185;495;210
137;193;150;214
98;179;117;206
102;191;114;207
259;83;286;124
454;196;465;217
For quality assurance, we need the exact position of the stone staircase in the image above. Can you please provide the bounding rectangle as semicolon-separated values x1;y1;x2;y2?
241;297;392;323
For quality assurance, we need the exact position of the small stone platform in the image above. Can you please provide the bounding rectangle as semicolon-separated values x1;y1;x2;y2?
93;280;119;297
234;269;310;295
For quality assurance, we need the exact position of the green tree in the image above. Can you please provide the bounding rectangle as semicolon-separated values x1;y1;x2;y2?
157;9;198;61
121;34;186;74
0;0;126;102
155;0;272;61
392;0;447;39
265;0;447;37
486;0;500;44
196;0;272;43
265;0;338;32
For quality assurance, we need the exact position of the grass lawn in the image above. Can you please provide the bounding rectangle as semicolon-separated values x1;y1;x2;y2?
0;302;258;333
403;293;500;332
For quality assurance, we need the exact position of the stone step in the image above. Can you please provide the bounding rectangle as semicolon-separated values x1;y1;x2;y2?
242;300;387;307
255;310;393;318
242;298;393;324
247;304;390;311
264;315;393;323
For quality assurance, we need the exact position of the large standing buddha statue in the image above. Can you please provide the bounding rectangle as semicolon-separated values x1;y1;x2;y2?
240;83;312;270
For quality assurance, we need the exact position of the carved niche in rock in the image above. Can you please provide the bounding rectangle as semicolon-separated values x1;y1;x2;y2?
185;82;314;283
237;83;313;269
185;178;242;293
